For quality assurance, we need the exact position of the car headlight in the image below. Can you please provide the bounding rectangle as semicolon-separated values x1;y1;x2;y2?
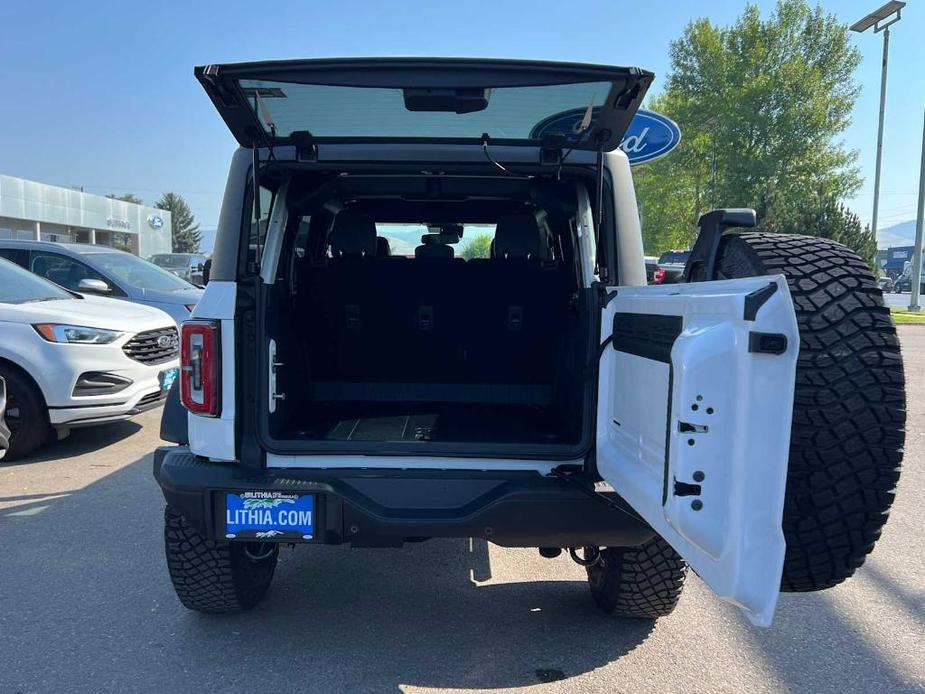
33;324;123;344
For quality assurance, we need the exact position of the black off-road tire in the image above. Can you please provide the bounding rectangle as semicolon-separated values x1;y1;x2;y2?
0;365;50;461
716;232;905;592
164;506;279;613
586;536;687;618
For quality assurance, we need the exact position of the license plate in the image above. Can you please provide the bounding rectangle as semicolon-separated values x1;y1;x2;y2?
159;367;179;392
224;492;314;540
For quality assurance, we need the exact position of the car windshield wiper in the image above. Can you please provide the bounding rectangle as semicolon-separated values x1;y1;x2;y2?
22;297;68;303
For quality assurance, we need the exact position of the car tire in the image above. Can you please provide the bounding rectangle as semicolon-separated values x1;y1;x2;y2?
586;535;687;619
715;232;905;592
0;365;50;461
164;505;279;613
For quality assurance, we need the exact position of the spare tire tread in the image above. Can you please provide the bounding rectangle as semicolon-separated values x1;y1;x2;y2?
717;232;904;592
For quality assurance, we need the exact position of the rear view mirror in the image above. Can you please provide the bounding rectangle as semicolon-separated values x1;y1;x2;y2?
403;88;490;114
77;278;111;294
421;233;461;245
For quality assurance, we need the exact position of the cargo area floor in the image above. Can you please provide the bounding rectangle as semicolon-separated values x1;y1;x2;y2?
285;402;570;444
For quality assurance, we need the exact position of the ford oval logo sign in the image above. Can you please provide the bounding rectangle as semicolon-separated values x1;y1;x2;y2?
620;110;682;165
147;214;165;230
530;108;681;165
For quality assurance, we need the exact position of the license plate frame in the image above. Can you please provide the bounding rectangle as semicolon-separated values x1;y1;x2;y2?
224;492;315;541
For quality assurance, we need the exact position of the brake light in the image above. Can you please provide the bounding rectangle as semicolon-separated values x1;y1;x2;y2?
180;320;221;416
653;268;667;284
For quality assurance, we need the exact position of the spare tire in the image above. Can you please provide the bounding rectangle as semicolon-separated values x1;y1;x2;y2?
714;232;905;591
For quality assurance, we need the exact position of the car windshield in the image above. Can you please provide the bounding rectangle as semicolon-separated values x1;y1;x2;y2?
239;79;613;141
0;257;72;304
84;252;195;292
150;254;189;269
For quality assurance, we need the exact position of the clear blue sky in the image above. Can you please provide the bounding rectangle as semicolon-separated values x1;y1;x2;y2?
1;0;922;236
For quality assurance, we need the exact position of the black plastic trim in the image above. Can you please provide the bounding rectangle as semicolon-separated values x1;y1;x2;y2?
159;381;188;444
611;313;683;364
743;282;778;321
748;331;788;355
153;446;654;548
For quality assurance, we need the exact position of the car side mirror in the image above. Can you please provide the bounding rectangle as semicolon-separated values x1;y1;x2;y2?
77;278;111;294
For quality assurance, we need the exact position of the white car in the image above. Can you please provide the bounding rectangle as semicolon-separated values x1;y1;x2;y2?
0;257;179;460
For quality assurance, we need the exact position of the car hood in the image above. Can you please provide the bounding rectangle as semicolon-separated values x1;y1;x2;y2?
0;295;174;331
138;287;204;304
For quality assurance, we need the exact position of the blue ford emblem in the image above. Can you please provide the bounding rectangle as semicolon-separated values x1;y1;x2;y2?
147;214;165;230
530;108;682;165
621;110;682;165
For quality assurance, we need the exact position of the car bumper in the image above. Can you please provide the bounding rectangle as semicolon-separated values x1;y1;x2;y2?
153;446;654;548
49;386;170;427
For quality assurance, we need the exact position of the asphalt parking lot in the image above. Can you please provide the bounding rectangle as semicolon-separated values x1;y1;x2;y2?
1;328;922;694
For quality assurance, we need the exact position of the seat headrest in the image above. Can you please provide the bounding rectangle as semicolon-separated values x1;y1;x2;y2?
329;210;377;257
376;236;391;257
415;243;454;259
492;213;546;260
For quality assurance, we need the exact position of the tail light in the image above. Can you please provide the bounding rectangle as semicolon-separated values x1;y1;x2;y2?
653;268;667;284
180;320;221;416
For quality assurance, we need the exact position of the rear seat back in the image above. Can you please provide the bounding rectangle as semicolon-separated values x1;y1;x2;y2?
466;214;568;384
318;210;381;380
302;209;570;399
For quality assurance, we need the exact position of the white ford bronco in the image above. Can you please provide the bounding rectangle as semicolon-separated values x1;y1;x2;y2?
154;58;905;626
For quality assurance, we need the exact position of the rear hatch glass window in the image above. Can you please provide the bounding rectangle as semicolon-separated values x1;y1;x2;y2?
239;80;612;141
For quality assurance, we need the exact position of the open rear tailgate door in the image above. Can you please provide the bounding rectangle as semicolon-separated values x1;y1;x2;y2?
195;57;653;152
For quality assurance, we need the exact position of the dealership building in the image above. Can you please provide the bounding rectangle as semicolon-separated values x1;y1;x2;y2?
0;174;172;257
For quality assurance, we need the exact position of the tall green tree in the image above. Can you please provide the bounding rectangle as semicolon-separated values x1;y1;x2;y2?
768;190;877;269
106;193;144;205
156;192;201;253
461;233;493;260
635;0;863;254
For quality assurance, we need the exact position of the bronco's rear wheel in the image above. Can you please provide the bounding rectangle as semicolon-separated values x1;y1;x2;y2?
586;536;687;618
715;233;905;591
164;506;279;613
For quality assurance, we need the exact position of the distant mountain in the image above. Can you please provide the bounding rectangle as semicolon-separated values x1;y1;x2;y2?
878;220;918;249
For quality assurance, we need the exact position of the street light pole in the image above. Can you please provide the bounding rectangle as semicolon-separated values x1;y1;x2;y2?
871;25;890;243
850;1;905;245
909;109;925;312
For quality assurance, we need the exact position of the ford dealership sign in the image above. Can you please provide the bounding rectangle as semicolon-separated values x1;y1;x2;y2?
530;108;681;165
620;110;682;165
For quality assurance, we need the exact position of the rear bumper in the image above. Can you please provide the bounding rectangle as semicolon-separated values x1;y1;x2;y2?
153;446;654;548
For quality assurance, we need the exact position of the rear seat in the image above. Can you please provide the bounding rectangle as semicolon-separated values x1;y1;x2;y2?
305;209;569;404
466;213;568;385
314;210;381;381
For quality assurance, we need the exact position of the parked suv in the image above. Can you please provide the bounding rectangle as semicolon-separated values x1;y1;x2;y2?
0;241;203;324
0;257;179;459
154;58;904;627
149;253;209;286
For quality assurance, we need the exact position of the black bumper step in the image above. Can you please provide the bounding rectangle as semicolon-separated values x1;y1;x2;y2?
153;446;652;549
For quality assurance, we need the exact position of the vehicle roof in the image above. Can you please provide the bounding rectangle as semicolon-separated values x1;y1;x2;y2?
0;239;130;255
